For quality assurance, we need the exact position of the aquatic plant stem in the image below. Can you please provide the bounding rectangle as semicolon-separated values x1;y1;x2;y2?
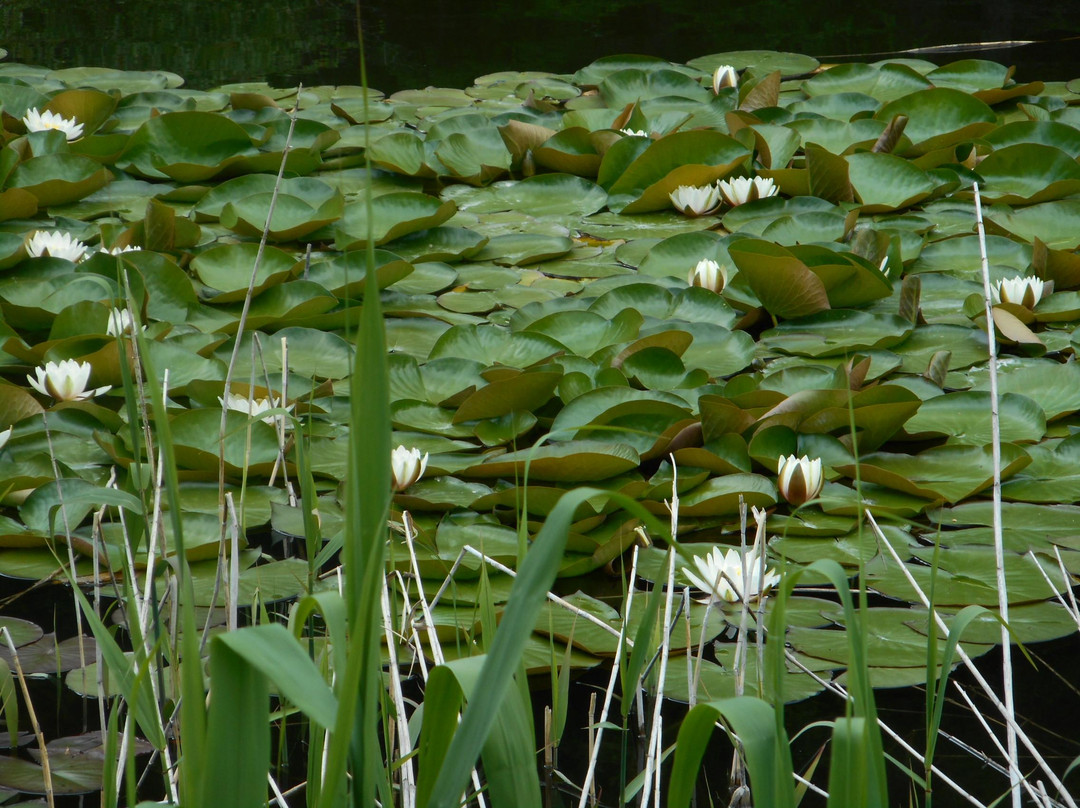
380;574;416;808
867;512;1076;806
973;181;1021;808
641;465;680;808
576;545;640;808
2;627;53;808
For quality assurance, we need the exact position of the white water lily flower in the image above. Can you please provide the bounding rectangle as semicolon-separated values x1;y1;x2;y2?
717;176;778;207
717;176;755;207
99;244;142;256
391;445;429;492
752;176;778;200
106;308;144;337
712;64;738;93
22;108;85;141
27;359;111;402
0;427;11;452
777;454;824;507
219;393;291;427
994;275;1045;309
669;184;722;217
619;128;648;137
682;545;780;603
26;230;88;262
688;258;725;294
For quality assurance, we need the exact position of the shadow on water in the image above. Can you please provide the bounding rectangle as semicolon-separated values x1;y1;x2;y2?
2;0;1079;92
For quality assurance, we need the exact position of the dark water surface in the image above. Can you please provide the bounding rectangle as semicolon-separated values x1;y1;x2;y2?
2;0;1079;92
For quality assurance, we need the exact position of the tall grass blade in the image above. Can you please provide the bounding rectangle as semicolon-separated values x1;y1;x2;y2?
213;624;338;729
668;696;795;808
423;488;667;808
826;717;870;808
201;636;271;808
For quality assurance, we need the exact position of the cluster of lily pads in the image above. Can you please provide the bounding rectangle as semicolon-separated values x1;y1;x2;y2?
1;50;1080;701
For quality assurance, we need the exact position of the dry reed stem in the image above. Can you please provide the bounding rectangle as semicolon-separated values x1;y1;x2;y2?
867;511;1075;806
973;180;1022;808
2;627;53;808
575;545;640;808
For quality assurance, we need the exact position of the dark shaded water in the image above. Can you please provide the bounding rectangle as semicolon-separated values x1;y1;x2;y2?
2;0;1079;92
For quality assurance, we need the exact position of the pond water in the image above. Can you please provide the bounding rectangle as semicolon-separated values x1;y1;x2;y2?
2;0;1078;92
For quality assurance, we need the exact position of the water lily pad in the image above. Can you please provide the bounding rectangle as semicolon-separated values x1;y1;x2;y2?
866;548;1067;605
119;110;257;180
219;187;344;241
762;310;912;357
430;323;564;367
966;359;1080;420
846;151;935;211
384;226;488;263
1000;436;1080;503
604;131;750;213
984;200;1080;250
7;154;112;207
688;51;819;78
461;440;640;482
599;68;712;109
876;88;996;153
803;62;932;103
836;443;1031;503
472;233;574;266
334;192;456;250
190;243;300;302
902;391;1046;445
973;143;1080;204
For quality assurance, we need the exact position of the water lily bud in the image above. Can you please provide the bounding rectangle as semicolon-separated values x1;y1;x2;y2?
26;231;88;262
688;258;725;293
994;275;1045;310
0;427;11;452
391;445;429;492
22;108;84;141
682;546;780;603
27;359;111;402
712;64;738;94
669;184;722;217
107;308;135;337
777;454;823;507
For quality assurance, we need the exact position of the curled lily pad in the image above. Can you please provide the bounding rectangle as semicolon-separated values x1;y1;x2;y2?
461;440;640;482
973;143;1080;204
846;151;935;211
190;243;301;302
835;443;1031;503
802;62;931;103
220;190;345;241
119;111;257;180
876;88;995;153
7;154;112;206
599;68;712;108
902;391;1046;444
761;310;912;357
604;131;751;213
334;192;456;250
